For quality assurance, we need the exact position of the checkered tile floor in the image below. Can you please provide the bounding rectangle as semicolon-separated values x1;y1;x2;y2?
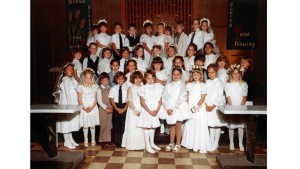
30;142;267;169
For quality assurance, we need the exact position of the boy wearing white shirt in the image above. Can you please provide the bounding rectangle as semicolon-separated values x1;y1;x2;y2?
112;22;126;60
83;43;100;75
187;19;204;53
125;23;140;60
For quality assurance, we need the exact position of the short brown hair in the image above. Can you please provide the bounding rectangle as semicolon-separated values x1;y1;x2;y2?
114;71;127;83
216;55;229;69
99;72;110;81
207;63;218;72
241;55;252;65
129;71;143;84
143;69;156;84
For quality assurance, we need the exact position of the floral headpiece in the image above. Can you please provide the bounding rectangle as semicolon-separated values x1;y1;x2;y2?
82;68;95;74
200;18;210;27
159;22;166;27
98;19;107;24
227;64;244;74
143;19;153;27
191;65;202;72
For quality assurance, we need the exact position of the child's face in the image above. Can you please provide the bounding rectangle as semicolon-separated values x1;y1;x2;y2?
84;73;93;85
153;48;161;56
74;52;82;60
110;62;120;72
145;74;155;85
122;51;129;59
175;24;184;33
114;25;122;33
64;66;74;77
134;77;142;85
103;51;112;59
145;26;153;35
204;44;213;54
241;59;250;70
207;67;217;80
200;21;208;32
136;48;144;58
92;29;99;36
192;72;201;81
172;70;182;82
187;46;196;57
153;63;162;71
127;62;136;72
100;26;107;33
128;27;136;35
100;78;109;86
232;70;241;81
174;58;183;67
165;30;171;36
116;76;125;85
157;25;164;34
218;60;226;69
195;60;204;67
167;48;175;57
192;20;200;30
89;45;97;55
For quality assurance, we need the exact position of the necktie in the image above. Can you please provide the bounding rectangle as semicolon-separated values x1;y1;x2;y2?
190;31;196;44
123;60;128;72
119;33;123;48
118;85;122;104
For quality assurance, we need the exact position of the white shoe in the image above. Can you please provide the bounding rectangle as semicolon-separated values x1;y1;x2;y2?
71;141;79;147
84;140;89;147
64;142;76;149
165;143;174;151
151;144;161;151
239;145;244;151
229;145;235;151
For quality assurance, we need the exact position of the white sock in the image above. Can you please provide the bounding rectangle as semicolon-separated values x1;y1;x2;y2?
229;129;234;146
160;120;165;133
144;130;155;153
213;128;221;149
63;133;70;145
90;127;95;141
209;128;215;147
150;129;160;150
238;128;244;147
68;133;78;146
83;128;88;141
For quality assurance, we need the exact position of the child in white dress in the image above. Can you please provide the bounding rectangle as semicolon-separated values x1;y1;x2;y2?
205;64;227;151
200;18;215;45
165;26;174;45
168;55;189;83
71;48;83;83
164;46;177;75
56;63;80;149
150;57;168;133
163;67;192;152
137;69;164;153
154;22;169;58
77;68;100;147
132;44;148;73
216;55;229;89
122;71;145;150
181;65;211;153
98;47;113;74
86;25;99;47
225;64;248;151
203;42;218;69
95;20;112;58
125;60;138;87
184;43;197;72
140;20;155;66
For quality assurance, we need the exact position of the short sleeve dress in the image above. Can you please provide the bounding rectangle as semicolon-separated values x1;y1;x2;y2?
224;81;248;129
77;84;100;128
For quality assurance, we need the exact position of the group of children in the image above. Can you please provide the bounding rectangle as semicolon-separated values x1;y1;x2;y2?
54;18;254;154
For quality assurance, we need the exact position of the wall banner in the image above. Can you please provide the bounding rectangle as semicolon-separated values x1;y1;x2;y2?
65;0;92;50
227;0;257;50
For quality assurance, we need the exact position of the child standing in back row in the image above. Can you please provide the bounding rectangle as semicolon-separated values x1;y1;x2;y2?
77;68;100;147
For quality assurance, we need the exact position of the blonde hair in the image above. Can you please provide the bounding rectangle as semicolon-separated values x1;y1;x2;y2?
82;68;95;85
227;68;244;84
189;70;204;83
